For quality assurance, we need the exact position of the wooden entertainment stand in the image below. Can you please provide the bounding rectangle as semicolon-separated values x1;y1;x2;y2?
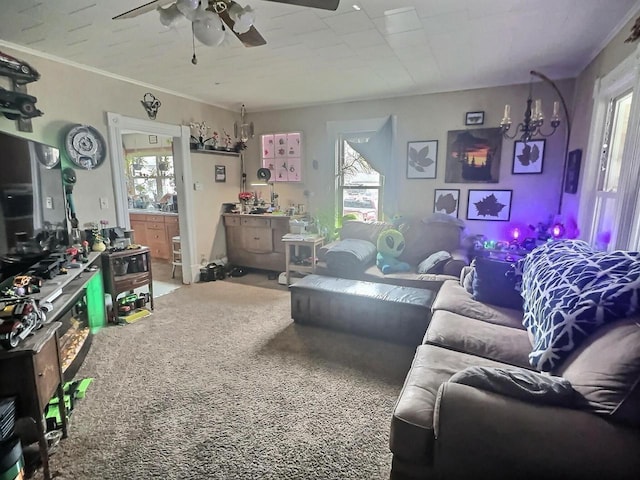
0;252;106;480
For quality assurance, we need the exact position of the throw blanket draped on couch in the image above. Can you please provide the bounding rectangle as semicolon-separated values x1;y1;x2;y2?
520;240;640;371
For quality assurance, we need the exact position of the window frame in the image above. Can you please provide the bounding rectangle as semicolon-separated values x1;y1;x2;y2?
336;133;383;222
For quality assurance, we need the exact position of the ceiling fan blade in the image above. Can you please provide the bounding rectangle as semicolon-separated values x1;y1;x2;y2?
218;6;267;47
262;0;339;10
112;0;174;20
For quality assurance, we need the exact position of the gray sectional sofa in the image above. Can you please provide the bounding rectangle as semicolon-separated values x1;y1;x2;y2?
390;258;640;479
315;215;468;290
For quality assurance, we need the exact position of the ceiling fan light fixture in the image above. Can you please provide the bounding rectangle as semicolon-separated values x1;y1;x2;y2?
193;9;226;46
157;4;183;27
229;3;256;34
176;0;200;18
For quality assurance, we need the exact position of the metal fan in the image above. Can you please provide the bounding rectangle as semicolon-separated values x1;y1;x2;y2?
255;168;278;206
257;167;271;182
113;0;340;48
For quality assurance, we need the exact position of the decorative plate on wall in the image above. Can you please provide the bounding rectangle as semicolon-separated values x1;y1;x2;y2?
64;124;107;170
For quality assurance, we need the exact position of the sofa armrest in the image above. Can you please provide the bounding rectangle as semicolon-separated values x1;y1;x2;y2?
433;382;640;479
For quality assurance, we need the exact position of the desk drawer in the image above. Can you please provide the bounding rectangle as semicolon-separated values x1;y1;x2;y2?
164;216;179;225
224;216;240;227
241;217;270;228
114;272;151;292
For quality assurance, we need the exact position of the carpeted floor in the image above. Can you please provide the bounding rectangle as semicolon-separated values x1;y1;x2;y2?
35;280;415;480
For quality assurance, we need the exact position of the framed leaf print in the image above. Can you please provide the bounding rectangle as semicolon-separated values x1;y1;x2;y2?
434;189;460;217
512;139;545;174
407;140;437;179
466;189;512;221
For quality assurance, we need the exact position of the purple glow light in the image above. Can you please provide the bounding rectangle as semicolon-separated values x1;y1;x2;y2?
552;223;565;238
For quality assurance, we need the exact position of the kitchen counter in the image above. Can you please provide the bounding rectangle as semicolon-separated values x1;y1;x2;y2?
129;209;178;216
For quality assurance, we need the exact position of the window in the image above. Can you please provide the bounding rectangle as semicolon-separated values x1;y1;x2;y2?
126;153;175;209
591;90;632;250
337;135;382;221
581;50;640;252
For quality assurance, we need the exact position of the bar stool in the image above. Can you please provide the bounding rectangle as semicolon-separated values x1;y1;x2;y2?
171;236;182;278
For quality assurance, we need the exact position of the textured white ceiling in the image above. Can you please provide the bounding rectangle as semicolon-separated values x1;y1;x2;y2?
0;0;638;112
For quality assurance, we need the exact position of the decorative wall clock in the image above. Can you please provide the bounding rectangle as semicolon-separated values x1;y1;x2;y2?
64;124;107;170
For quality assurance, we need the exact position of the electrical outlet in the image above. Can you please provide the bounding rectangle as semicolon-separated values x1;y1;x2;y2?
99;197;108;209
194;182;203;191
45;197;53;209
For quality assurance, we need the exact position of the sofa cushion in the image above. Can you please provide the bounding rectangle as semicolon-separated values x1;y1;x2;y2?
339;220;392;244
556;316;640;427
359;264;452;290
390;344;510;462
472;257;523;310
432;280;525;330
324;238;377;276
424;310;532;369
397;216;463;266
418;251;452;274
449;366;575;406
520;239;640;372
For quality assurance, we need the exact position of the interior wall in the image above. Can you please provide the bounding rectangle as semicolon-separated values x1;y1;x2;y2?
244;80;574;241
563;16;640;234
0;45;240;262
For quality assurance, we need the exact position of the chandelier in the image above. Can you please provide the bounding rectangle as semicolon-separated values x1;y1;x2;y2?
234;104;254;143
500;70;562;144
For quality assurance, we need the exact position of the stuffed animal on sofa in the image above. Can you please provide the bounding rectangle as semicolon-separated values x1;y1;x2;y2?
376;229;412;274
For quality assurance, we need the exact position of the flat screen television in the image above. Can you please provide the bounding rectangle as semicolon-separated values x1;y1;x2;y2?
0;130;68;281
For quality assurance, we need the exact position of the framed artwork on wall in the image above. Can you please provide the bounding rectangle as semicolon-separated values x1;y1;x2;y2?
512;139;545;174
434;189;460;217
215;165;226;182
467;189;512;221
407;140;437;179
564;148;582;193
445;128;502;183
465;111;485;126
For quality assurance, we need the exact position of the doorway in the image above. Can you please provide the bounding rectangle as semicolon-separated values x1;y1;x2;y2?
107;112;197;284
122;133;182;291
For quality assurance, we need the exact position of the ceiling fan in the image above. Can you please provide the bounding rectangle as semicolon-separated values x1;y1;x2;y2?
113;0;340;49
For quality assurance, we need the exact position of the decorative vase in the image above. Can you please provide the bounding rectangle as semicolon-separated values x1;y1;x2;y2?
92;240;106;252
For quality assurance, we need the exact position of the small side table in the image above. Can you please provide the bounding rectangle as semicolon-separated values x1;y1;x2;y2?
282;234;324;285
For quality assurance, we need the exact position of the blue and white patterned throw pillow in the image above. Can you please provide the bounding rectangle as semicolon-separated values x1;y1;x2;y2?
520;240;640;372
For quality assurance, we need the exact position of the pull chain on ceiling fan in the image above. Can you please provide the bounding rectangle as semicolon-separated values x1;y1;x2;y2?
114;0;340;51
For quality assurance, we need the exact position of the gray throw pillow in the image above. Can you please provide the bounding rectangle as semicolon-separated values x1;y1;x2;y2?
449;366;576;407
417;250;452;274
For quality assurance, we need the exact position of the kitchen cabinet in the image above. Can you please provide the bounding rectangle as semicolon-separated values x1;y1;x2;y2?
129;212;179;260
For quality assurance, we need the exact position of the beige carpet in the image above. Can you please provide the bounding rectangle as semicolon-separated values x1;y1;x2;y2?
35;280;415;480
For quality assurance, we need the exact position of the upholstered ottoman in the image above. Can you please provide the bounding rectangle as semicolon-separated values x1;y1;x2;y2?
290;274;434;345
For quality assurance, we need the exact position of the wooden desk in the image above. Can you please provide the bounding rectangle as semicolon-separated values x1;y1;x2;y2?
0;322;67;480
282;234;323;285
101;247;154;317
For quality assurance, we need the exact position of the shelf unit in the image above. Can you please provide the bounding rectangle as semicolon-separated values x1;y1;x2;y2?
189;145;239;157
101;247;154;320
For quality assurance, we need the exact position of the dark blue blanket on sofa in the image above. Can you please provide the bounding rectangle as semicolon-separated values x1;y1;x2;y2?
520;240;640;372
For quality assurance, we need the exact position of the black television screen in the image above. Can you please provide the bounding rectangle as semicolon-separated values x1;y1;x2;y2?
0;130;68;281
